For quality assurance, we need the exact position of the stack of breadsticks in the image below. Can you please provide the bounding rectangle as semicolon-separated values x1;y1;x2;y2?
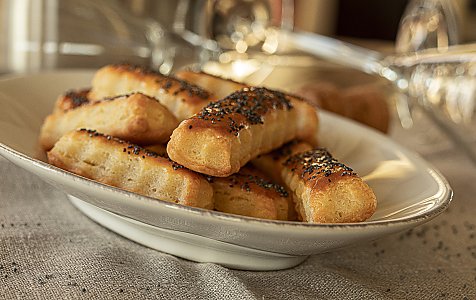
40;64;377;223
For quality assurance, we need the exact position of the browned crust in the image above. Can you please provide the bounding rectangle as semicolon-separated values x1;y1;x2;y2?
186;87;293;131
251;141;313;220
47;129;214;209
283;148;358;191
167;87;318;177
39;92;179;150
283;148;377;223
53;88;91;113
144;144;168;157
209;170;289;220
174;70;247;99
89;64;214;106
252;141;313;186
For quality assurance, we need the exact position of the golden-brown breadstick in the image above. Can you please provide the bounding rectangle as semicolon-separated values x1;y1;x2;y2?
39;92;179;151
89;64;216;121
251;141;313;220
210;169;289;220
167;87;319;177
282;148;377;223
47;129;214;209
252;141;313;186
175;70;246;99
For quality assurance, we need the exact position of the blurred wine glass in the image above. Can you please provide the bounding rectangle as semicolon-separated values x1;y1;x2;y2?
171;0;297;81
0;0;167;73
393;0;476;162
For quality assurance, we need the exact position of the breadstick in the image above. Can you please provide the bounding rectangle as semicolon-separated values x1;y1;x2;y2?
47;129;214;209
89;64;216;121
251;141;313;220
282;148;377;223
175;70;246;99
39;92;179;150
167;87;318;177
209;167;289;220
252;141;313;186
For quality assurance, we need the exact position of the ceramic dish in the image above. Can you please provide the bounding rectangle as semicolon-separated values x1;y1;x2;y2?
0;71;452;271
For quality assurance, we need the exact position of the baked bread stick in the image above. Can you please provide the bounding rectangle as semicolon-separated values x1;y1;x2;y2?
209;168;289;220
89;64;216;121
252;141;313;186
39;92;179;151
251;141;313;220
175;70;246;99
47;129;214;209
174;71;320;148
282;148;377;223
167;87;319;177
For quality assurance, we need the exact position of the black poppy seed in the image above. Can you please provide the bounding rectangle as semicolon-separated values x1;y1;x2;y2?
127;151;131;154
164;81;172;89
123;148;126;152
114;64;210;99
189;125;193;129
231;174;288;197
285;148;356;180
195;87;292;134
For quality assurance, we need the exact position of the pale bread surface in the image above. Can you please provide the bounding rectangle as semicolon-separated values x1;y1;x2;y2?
47;129;214;209
89;64;215;121
39;93;179;150
211;166;289;220
282;149;377;223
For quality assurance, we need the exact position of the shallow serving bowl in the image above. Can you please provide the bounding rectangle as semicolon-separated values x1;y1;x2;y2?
0;70;452;271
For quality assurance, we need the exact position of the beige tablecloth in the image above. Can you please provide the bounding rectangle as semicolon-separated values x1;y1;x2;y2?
1;112;476;300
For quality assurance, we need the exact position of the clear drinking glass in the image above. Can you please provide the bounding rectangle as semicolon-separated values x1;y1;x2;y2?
171;0;298;81
0;0;167;73
281;0;476;164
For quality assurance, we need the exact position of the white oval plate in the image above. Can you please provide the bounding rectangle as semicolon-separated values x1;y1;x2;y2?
0;71;452;270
